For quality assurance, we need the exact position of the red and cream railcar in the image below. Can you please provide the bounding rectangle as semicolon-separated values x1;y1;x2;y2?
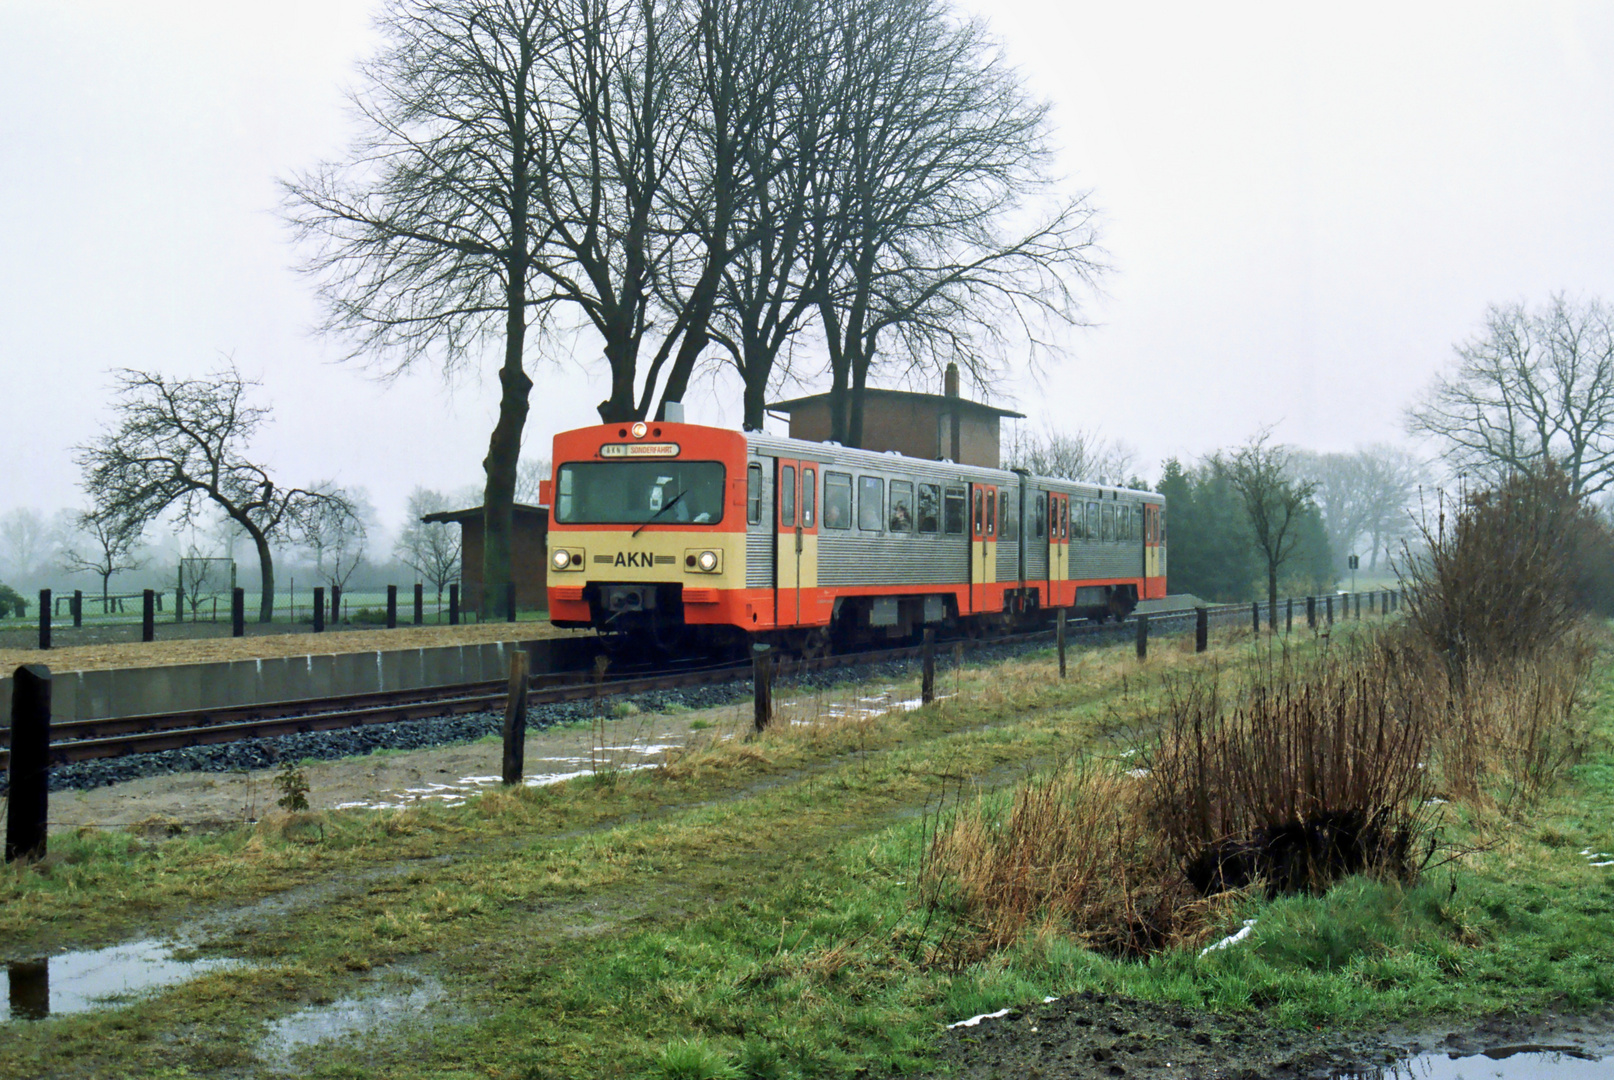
543;421;1165;651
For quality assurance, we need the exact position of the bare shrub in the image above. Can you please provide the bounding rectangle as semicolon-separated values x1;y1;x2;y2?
1431;633;1598;806
918;762;1229;959
1143;643;1438;897
1400;467;1601;676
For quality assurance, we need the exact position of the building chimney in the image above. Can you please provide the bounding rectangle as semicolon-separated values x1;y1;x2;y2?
943;361;959;398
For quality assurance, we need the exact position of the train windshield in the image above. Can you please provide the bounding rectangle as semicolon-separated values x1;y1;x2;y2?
554;461;727;525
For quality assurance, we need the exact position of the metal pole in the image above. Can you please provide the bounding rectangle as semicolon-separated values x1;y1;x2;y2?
1195;606;1208;653
386;584;398;630
502;649;530;785
6;664;51;862
37;589;50;650
1136;613;1149;661
313;587;325;633
414;583;424;626
141;589;155;642
1252;602;1260;634
1306;595;1316;629
1286;598;1293;634
1325;595;1333;626
449;583;460;626
231;588;245;637
71;590;82;629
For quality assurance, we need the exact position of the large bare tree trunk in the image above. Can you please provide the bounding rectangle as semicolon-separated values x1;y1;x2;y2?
247;526;275;624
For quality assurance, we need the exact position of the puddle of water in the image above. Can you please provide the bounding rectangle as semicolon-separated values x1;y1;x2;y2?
1344;1047;1608;1079
4;939;237;1021
257;975;443;1071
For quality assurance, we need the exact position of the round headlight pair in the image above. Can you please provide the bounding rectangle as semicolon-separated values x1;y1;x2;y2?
697;550;719;572
551;549;571;570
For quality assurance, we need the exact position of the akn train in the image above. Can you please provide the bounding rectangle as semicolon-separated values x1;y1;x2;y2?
543;421;1165;653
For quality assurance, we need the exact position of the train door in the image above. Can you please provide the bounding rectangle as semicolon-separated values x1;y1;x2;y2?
774;459;803;626
971;483;997;612
1144;504;1162;596
1047;492;1069;607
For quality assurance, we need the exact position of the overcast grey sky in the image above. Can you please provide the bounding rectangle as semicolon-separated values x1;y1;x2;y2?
3;1;1611;531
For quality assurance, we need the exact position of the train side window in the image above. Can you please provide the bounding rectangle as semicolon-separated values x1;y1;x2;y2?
858;475;884;531
1102;505;1114;542
917;483;940;533
1087;502;1099;541
1160;506;1167;545
1133;506;1143;542
781;465;796;527
890;480;914;532
802;468;816;527
972;489;983;535
985;490;995;536
1061;498;1069;539
1000;491;1017;541
944;487;966;534
1033;493;1046;538
1072;498;1087;541
746;463;762;524
824;472;852;529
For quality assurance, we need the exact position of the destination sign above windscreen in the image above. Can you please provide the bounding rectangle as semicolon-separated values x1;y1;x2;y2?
600;442;680;458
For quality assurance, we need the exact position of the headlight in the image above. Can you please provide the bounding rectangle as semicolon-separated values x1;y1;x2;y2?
551;549;571;570
697;550;719;572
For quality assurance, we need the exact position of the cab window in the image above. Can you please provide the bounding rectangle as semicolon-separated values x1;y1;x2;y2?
802;468;816;527
985;490;996;536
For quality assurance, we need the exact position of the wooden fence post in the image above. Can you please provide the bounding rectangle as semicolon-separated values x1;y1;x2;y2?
1056;608;1067;678
175;587;184;622
449;584;460;626
231;588;245;637
1286;598;1293;633
1195;606;1208;652
1325;595;1333;625
1306;595;1316;629
6;664;51;862
1252;602;1260;634
502;649;530;785
752;644;773;732
142;590;155;642
1136;613;1149;660
71;590;82;629
37;589;50;650
414;583;424;626
313;587;325;633
922;628;936;704
386;585;398;629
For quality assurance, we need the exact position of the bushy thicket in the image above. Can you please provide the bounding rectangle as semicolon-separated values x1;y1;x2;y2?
1401;467;1614;674
1157;459;1334;602
0;581;23;618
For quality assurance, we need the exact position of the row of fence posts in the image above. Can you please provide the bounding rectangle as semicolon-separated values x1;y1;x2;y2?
30;580;529;650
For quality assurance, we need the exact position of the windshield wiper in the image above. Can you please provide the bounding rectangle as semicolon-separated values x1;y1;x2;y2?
632;490;686;537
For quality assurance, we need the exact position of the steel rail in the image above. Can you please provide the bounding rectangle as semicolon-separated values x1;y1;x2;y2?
0;596;1358;770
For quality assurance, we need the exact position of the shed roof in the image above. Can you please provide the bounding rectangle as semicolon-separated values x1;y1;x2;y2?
421;502;547;525
767;387;1025;419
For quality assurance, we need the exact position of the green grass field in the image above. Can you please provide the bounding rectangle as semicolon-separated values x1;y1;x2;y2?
2;618;1610;1078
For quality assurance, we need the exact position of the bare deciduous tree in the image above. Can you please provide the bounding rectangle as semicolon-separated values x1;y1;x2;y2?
0;508;67;589
812;0;1102;447
1408;295;1614;496
62;511;144;612
284;0;557;615
514;457;550;504
1291;445;1426;571
1213;430;1319;618
76;368;354;623
300;488;370;592
1005;425;1135;485
395;487;463;613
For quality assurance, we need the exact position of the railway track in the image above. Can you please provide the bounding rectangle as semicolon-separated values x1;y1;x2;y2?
0;599;1329;770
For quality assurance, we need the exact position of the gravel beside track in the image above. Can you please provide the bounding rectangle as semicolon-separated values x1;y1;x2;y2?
39;625;1146;795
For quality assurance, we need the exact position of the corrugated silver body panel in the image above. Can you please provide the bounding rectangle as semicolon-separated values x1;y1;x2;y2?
817;533;969;586
1070;544;1143;580
745;458;775;588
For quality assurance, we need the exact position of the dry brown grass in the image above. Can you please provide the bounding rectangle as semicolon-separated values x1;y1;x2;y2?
918;761;1233;960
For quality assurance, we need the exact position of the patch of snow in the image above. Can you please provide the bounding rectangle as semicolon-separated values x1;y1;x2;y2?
947;1007;1012;1029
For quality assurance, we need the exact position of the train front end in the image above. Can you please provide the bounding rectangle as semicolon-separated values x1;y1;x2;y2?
544;421;750;649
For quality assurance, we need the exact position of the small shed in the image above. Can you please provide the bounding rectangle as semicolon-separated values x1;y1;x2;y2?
768;364;1024;469
421;502;551;610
